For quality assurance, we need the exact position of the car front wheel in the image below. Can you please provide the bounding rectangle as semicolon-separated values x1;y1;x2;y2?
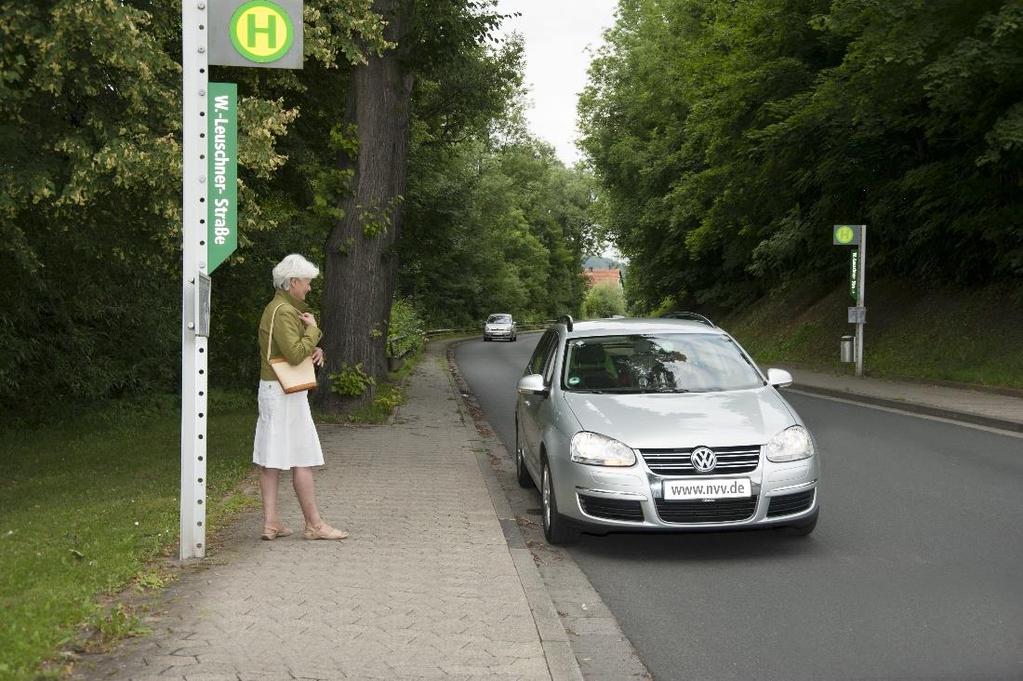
542;459;579;545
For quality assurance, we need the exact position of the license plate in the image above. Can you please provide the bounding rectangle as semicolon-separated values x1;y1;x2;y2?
663;478;752;500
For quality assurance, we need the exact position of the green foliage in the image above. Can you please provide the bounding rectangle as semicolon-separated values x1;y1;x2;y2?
329;362;376;397
400;135;596;327
388;297;425;358
359;196;402;238
579;0;1023;313
582;282;627;319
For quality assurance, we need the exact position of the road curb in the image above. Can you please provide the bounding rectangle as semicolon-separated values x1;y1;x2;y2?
438;339;585;681
787;384;1023;433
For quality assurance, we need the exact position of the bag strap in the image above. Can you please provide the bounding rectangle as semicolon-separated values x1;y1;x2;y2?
267;303;287;362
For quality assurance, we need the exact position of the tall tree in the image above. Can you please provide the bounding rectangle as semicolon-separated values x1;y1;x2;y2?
320;0;412;409
317;0;512;409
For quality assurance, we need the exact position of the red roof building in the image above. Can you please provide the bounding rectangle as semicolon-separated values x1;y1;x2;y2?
584;268;623;289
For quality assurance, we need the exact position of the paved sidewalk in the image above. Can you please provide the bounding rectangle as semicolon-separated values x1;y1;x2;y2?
783;367;1023;432
77;345;579;681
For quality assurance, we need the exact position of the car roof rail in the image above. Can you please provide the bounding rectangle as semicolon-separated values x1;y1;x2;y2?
558;314;574;331
662;311;714;327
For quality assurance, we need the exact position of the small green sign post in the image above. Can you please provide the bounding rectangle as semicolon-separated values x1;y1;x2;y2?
833;224;867;377
207;83;237;274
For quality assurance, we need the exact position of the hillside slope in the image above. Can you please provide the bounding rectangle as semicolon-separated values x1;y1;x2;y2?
720;279;1023;391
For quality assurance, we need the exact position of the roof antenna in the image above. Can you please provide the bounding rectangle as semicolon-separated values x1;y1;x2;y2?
559;314;574;331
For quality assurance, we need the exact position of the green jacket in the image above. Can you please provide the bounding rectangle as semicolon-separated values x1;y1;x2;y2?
258;290;323;380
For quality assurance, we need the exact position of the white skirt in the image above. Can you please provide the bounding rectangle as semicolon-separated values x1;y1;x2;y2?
252;380;324;470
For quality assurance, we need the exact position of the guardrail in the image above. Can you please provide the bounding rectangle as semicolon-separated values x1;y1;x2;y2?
387;320;557;358
385;331;423;371
384;320;559;371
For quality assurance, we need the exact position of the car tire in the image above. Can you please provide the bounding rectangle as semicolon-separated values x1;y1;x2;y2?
542;458;579;545
511;334;517;342
483;336;490;342
780;509;818;537
515;418;533;489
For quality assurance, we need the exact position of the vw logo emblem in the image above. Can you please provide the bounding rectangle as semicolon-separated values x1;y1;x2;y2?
691;447;717;473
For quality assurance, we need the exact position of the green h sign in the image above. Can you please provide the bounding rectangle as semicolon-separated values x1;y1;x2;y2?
208;0;303;70
230;1;293;63
207;83;237;273
833;224;862;246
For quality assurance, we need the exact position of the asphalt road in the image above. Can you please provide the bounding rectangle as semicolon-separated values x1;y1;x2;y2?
454;333;1023;681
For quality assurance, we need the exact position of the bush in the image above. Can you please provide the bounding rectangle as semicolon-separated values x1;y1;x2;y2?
329;363;375;397
388;297;425;359
582;282;626;319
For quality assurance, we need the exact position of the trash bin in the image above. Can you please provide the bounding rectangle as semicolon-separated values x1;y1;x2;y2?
840;335;855;363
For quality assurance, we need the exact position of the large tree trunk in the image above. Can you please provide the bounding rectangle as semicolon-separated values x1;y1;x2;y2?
317;0;413;411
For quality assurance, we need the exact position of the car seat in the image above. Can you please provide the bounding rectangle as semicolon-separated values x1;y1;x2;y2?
570;344;617;389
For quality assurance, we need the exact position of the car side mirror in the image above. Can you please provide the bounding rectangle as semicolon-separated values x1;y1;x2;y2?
767;368;793;388
517;374;548;396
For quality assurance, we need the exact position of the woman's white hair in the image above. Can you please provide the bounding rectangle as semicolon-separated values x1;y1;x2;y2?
272;253;320;290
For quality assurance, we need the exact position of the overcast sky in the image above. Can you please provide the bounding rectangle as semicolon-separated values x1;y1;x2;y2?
494;0;619;166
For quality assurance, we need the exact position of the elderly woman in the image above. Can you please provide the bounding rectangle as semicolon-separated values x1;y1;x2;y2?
253;253;347;541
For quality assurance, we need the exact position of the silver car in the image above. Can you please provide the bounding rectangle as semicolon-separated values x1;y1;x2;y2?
484;313;517;342
514;315;819;544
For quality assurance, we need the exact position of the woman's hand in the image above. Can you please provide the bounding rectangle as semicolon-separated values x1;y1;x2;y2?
311;347;325;367
299;312;317;328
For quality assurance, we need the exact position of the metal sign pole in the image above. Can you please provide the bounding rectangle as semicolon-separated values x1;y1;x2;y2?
180;0;209;561
855;226;867;377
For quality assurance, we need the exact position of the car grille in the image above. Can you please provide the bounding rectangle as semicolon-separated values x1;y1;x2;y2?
655;497;758;524
766;489;815;517
639;445;761;475
578;495;645;522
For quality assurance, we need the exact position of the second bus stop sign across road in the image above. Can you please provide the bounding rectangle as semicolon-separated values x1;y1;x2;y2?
833;224;862;246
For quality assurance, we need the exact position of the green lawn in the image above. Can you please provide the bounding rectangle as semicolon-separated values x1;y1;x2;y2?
0;393;258;681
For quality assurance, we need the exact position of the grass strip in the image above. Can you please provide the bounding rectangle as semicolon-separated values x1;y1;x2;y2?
0;391;258;681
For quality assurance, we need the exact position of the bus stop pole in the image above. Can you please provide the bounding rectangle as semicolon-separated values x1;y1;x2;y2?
179;0;209;560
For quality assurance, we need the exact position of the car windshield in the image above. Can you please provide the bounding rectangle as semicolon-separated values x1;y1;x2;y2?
487;314;512;323
562;334;764;393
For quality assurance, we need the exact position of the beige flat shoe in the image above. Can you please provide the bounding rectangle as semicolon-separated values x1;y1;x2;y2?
261;525;294;541
303;523;349;541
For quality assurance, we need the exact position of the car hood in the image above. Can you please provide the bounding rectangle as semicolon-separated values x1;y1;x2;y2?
561;388;796;449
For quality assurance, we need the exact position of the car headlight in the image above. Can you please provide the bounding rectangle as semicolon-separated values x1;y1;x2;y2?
571;432;637;467
763;425;815;463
